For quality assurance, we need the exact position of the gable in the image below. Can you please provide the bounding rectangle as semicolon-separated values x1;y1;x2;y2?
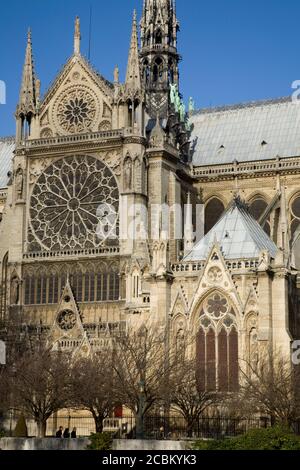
39;55;114;137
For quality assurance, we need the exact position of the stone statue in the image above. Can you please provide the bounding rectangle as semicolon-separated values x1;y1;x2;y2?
11;277;20;305
170;83;177;105
175;92;181;114
124;158;132;190
179;101;186;122
16;168;23;199
188;97;195;113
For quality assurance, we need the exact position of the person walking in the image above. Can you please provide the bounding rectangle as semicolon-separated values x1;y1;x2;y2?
63;427;70;438
71;427;77;438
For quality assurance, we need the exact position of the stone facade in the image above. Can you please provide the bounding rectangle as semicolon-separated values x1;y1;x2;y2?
0;0;299;393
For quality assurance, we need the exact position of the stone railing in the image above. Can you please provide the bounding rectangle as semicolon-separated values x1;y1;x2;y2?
141;44;177;54
193;156;300;179
23;246;120;261
172;258;259;274
20;129;124;149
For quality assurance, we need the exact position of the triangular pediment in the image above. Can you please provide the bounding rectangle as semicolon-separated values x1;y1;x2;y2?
189;243;243;316
49;279;88;351
170;285;189;316
38;54;114;137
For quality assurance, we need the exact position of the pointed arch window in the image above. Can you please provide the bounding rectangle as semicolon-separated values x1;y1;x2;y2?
204;198;225;234
153;57;163;83
248;196;270;235
196;292;239;392
155;29;162;45
289;194;300;267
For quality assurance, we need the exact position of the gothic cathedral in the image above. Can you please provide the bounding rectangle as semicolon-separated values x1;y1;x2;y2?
0;0;300;393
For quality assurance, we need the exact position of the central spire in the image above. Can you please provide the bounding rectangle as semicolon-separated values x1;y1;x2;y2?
140;0;180;118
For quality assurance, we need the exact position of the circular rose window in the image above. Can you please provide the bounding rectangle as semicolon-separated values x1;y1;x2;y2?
54;86;99;134
57;310;76;331
29;155;119;251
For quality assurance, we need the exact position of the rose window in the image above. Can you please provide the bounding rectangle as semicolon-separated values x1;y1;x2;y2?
57;310;76;331
29;155;119;252
205;293;229;319
55;87;98;134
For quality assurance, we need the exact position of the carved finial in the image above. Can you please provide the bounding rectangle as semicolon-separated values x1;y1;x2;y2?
74;16;81;55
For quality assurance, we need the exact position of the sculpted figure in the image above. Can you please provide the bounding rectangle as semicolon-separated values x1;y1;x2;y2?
124;158;132;190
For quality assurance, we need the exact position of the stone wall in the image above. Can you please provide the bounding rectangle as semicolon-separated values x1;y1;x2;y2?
0;438;188;451
0;438;90;451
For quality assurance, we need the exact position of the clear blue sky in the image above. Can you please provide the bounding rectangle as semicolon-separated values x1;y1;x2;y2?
0;0;299;136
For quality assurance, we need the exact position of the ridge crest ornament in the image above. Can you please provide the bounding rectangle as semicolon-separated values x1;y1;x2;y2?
29;155;119;252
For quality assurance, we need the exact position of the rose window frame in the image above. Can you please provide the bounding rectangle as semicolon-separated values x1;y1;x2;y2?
29;155;119;252
200;292;237;332
53;86;100;135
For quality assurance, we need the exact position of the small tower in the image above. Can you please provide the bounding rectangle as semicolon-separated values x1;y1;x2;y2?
16;29;37;142
140;0;180;118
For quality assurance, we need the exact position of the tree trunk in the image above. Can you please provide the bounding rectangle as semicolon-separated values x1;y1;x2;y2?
36;419;47;438
94;415;104;434
186;418;194;438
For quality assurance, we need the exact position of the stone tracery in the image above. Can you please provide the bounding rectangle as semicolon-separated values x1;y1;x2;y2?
29;155;119;252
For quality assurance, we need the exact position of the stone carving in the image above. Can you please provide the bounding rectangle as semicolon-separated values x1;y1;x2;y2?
124;157;132;190
29;155;119;251
15;167;24;199
40;128;53;138
207;267;223;284
29;159;53;184
104;151;121;177
10;276;20;305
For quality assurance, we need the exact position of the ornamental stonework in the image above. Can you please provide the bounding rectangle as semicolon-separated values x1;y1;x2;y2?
28;155;119;252
53;86;99;135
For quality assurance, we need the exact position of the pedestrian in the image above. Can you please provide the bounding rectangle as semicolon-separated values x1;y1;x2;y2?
56;426;63;438
63;427;70;438
71;427;77;438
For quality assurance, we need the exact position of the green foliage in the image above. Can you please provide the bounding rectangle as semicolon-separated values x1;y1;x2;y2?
13;415;28;438
193;426;300;451
87;432;113;451
0;429;7;438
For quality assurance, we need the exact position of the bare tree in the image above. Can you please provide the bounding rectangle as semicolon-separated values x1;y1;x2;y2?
169;358;220;436
70;352;117;433
240;351;300;426
4;345;72;437
112;325;173;436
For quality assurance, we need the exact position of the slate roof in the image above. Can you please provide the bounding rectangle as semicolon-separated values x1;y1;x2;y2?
184;199;278;261
0;137;14;188
189;96;300;165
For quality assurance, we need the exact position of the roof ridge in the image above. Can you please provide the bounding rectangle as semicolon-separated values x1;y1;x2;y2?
0;136;15;143
190;96;291;116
